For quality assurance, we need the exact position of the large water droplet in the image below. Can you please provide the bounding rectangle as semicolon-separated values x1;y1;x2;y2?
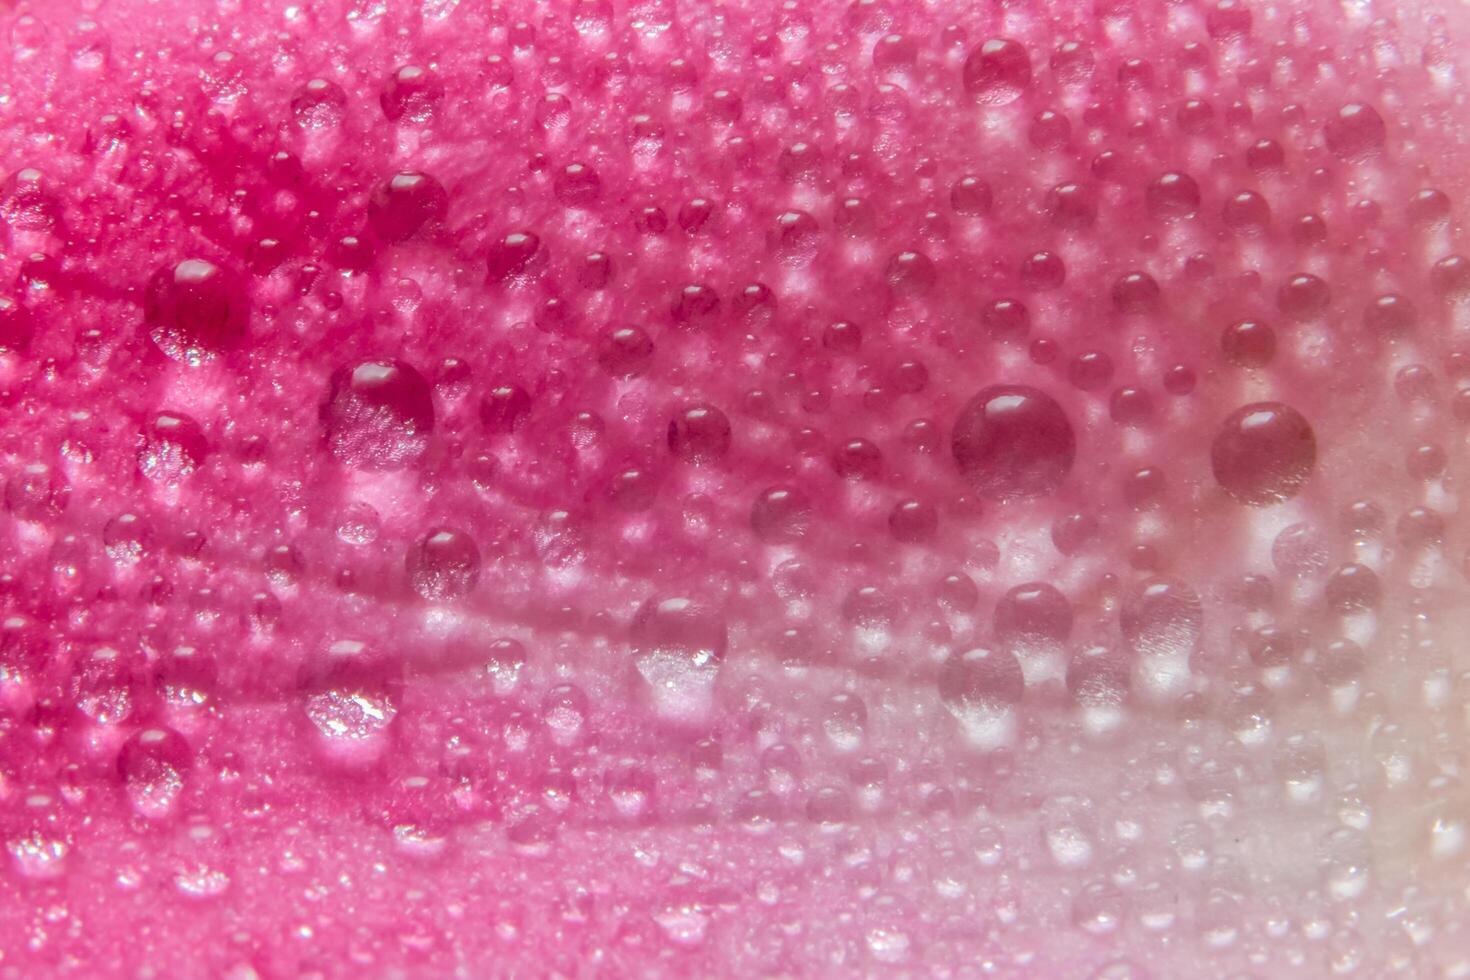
5;462;67;522
117;726;191;820
1121;579;1202;700
952;385;1075;500
751;486;813;542
143;259;249;364
70;646;141;725
1324;103;1386;159
380;65;443;122
291;77;347;128
995;582;1073;682
138;411;209;483
631;596;727;726
963;39;1031;105
1211;402;1316;505
367;171;448;242
299;640;401;765
668;405;732;463
321;359;435;469
406;527;481;602
938;646;1025;749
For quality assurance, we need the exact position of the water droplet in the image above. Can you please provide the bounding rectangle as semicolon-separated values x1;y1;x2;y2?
963;38;1031;105
1072;880;1127;934
951;176;993;216
671;282;721;326
321;360;435;469
137;412;208;483
117;726;191;819
631;596;726;725
832;437;882;480
1111;271;1159;313
751;486;813;543
1324;103;1386;159
380;64;443;122
1146;172;1200;219
668;405;731;463
952;385;1075;501
597;325;654;377
553;162;602;208
486;231;543;284
69;646;140;725
1211;402;1316;505
939;646;1024;749
1314;638;1365;688
1364;293;1416;336
1277;273;1331;320
482;637;527;695
605;766;655;821
1221;319;1276;367
1271;522;1329;577
367;171;447;242
886;250;936;296
995;582;1072;678
889;498;938;542
542;683;589;744
299;641;400;761
1067;646;1131;735
5;794;70;880
335;502;381;545
1206;0;1252;37
407;528;481;602
822;692;867;752
155;645;217;707
291;77;347;128
1325;563;1380;612
1020;250;1066;290
1121;579;1202;700
0;296;33;353
5;463;67;522
144;259;249;363
1121;579;1202;657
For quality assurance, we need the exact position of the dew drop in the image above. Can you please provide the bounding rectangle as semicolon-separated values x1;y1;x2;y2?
138;412;209;483
117;726;191;820
938;646;1025;749
751;486;813;543
380;64;443;122
963;39;1031;105
951;176;993;216
298;641;401;759
1221;319;1275;367
668;405;732;463
321;360;435;469
1145;172;1200;219
1211;402;1316;505
1324;103;1386;159
631;595;726;725
291;78;348;128
70;646;140;725
486;232;543;284
144;259;249;363
406;528;481;602
5;463;67;522
952;385;1075;501
0;296;34;353
367;171;448;242
553;162;602;208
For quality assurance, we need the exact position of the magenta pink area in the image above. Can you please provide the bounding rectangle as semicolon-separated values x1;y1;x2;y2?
2;0;1470;975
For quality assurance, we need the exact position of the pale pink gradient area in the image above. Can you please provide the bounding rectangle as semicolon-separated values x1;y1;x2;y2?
2;0;1470;976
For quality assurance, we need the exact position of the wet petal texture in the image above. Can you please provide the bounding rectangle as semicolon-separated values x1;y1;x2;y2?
2;0;1470;976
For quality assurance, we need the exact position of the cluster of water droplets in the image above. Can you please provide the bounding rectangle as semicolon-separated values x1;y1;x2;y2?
1;0;1469;972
